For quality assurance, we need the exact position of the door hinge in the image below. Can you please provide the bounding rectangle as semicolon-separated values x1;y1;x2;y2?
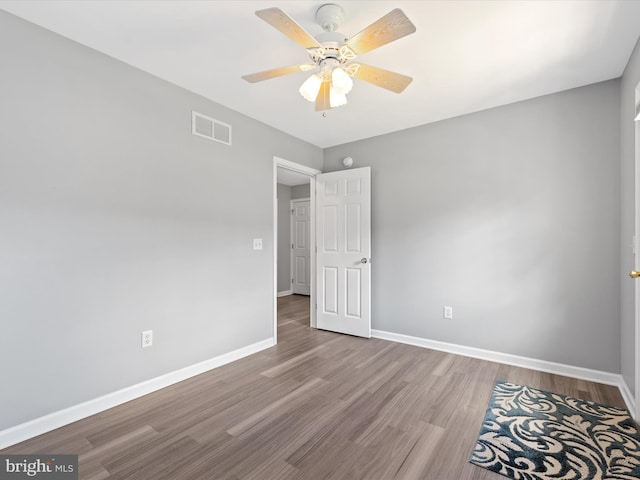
291;209;294;215
291;243;294;249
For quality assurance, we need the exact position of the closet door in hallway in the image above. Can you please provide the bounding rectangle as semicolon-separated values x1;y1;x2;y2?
291;199;310;295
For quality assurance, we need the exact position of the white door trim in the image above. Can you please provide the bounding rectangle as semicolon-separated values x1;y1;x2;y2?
273;157;320;342
635;82;640;420
290;198;311;296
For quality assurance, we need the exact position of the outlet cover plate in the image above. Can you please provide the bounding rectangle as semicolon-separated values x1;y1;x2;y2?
142;330;153;348
443;306;453;319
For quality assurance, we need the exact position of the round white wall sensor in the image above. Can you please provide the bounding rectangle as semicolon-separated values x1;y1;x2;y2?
342;156;353;168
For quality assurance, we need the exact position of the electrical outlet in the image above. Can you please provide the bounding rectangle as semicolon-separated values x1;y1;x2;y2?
142;330;153;348
443;306;453;319
253;238;263;250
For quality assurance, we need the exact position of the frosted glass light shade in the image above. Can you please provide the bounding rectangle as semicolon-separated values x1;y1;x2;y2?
299;74;322;102
331;67;353;95
329;86;348;108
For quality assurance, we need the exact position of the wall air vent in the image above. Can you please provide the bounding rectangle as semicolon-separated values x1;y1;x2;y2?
192;111;232;145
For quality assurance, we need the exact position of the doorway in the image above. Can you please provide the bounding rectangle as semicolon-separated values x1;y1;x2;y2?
291;198;311;295
273;157;320;343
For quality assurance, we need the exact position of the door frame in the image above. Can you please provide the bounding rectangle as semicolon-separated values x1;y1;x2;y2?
290;197;311;296
273;157;320;343
635;82;640;420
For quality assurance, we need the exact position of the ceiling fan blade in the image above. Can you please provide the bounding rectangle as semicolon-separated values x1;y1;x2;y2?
242;64;314;83
351;63;413;93
315;81;331;111
256;8;322;50
346;9;416;56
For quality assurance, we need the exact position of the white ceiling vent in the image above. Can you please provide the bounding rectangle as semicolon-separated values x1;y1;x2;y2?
192;111;232;145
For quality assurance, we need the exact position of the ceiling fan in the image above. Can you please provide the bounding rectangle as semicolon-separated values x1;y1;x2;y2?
242;4;416;111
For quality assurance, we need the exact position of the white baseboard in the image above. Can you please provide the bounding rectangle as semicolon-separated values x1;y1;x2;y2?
2;330;636;449
0;337;275;449
618;377;636;417
277;290;293;297
371;329;635;416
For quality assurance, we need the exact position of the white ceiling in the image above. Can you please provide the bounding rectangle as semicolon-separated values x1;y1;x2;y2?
2;0;640;148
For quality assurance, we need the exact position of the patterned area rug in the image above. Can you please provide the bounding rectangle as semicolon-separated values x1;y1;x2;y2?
470;381;640;480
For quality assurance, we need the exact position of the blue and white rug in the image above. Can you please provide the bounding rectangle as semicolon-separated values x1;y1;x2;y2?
470;381;640;480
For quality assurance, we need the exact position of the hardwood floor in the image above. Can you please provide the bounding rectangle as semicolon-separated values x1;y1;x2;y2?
3;294;626;479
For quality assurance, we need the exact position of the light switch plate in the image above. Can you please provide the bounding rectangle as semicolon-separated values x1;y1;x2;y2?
253;238;263;250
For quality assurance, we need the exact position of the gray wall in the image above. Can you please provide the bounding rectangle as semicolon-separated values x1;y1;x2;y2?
324;80;621;373
0;11;322;431
292;184;310;199
620;37;640;397
277;184;292;293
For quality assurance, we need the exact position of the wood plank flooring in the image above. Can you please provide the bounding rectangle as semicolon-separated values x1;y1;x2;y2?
2;294;626;479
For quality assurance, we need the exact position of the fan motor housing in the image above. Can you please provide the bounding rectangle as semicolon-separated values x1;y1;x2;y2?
315;31;347;44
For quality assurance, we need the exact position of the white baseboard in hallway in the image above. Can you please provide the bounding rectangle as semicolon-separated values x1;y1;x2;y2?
277;290;293;297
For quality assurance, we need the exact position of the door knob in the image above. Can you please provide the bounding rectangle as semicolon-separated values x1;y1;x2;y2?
360;258;368;264
630;270;640;279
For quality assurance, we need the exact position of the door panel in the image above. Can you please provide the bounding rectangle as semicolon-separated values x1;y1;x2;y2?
345;268;361;318
294;219;306;248
323;206;338;252
295;257;306;283
323;266;339;314
316;167;371;338
345;204;361;252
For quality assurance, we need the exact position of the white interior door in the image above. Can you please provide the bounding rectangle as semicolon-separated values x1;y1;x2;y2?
291;199;310;295
316;167;371;338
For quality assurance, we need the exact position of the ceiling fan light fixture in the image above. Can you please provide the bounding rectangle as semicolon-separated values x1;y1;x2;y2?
245;6;416;111
331;67;353;95
299;74;323;102
329;86;348;108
